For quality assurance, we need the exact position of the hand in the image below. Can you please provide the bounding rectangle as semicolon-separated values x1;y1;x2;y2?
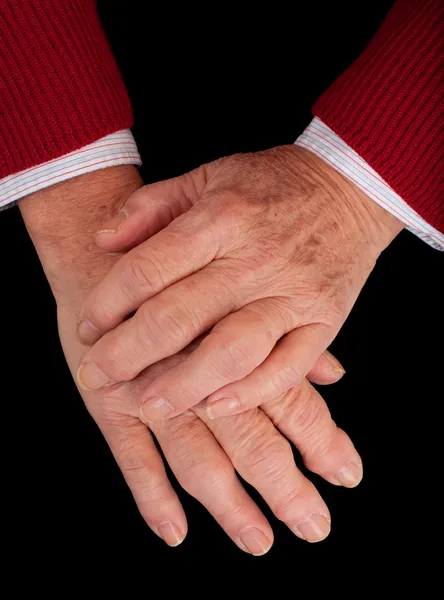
77;146;404;421
61;310;361;551
20;166;363;553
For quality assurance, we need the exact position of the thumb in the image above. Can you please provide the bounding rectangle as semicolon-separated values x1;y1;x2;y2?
94;167;207;252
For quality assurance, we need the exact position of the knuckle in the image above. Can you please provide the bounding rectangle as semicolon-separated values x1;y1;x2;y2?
246;299;293;332
163;431;210;491
284;387;336;457
160;416;232;495
211;498;247;524
123;186;152;211
263;384;307;426
173;435;234;496
211;190;247;222
329;292;348;322
235;426;294;482
90;392;130;419
84;295;115;330
119;448;157;480
99;343;122;375
308;289;346;328
114;436;165;491
206;190;250;245
160;412;203;444
307;424;337;460
273;362;303;390
261;385;299;419
209;337;255;382
273;487;304;523
123;253;164;298
122;462;168;508
138;301;197;351
93;334;142;381
302;421;339;465
287;387;323;436
179;463;233;499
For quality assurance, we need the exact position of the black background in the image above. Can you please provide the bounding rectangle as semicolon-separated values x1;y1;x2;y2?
2;0;443;573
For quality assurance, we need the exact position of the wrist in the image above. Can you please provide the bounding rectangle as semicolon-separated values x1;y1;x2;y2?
294;146;404;255
344;173;405;252
19;166;143;307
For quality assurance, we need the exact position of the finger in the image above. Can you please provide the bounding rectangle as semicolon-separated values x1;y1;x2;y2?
78;201;220;346
136;299;295;421
97;415;188;547
205;323;332;418
195;404;331;543
76;264;239;391
94;171;205;253
262;379;363;488
150;410;274;556
306;350;345;385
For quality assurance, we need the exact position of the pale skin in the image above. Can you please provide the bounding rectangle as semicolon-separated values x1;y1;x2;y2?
76;147;404;425
19;166;365;555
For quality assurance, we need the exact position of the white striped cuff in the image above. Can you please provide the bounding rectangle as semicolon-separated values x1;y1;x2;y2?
295;118;444;251
0;129;142;210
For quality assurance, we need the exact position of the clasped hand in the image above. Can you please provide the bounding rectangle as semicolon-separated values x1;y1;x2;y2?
72;146;402;552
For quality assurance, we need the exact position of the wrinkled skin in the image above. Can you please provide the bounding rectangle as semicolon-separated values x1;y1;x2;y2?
20;166;363;555
77;147;402;425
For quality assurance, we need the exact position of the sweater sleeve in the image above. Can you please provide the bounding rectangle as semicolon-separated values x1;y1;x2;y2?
313;0;444;233
0;0;133;179
0;130;141;211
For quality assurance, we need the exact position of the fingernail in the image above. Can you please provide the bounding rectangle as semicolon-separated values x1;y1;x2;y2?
333;462;363;488
77;318;101;345
140;396;174;421
76;362;111;391
324;350;345;374
157;522;184;547
238;527;272;556
95;209;128;235
207;397;240;419
295;514;331;543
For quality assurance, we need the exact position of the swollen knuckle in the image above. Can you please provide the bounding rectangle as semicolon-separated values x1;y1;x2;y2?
286;393;336;458
261;386;300;421
287;388;323;436
302;422;337;462
119;450;157;482
126;467;167;507
177;452;232;498
160;417;227;491
274;362;303;389
176;457;209;493
116;444;163;490
138;303;195;350
182;468;224;499
237;430;293;480
212;499;247;524
211;338;253;382
163;306;198;343
264;385;308;428
273;488;303;523
99;340;138;380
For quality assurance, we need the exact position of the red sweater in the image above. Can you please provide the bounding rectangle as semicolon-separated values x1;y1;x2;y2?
0;0;442;232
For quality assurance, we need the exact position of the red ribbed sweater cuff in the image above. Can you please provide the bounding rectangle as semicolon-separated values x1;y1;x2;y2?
313;0;444;233
0;0;133;178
